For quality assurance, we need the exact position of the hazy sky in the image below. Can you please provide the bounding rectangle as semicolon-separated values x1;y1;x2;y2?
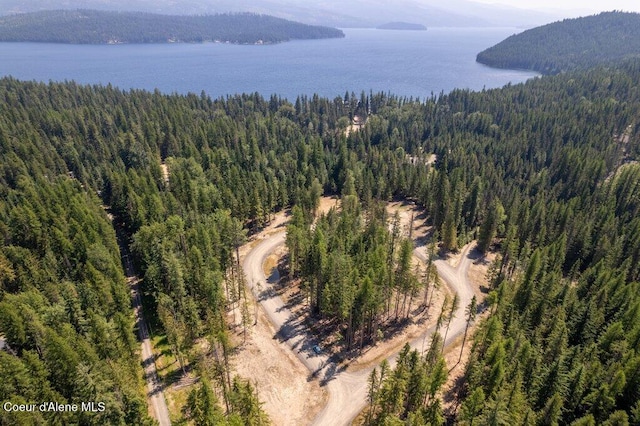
472;0;640;13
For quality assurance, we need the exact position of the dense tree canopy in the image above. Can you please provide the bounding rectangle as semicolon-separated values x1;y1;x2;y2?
0;176;151;425
287;198;426;351
0;10;345;44
477;11;640;74
0;57;639;423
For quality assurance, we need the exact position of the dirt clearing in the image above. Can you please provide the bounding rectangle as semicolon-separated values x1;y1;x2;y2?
233;200;338;425
231;303;327;425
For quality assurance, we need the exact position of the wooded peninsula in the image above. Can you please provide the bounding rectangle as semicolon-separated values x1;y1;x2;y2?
477;11;640;74
0;10;345;44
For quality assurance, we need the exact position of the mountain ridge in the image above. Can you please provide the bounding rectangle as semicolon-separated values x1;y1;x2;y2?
0;0;565;28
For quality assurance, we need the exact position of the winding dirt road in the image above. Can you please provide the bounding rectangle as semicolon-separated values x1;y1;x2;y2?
243;231;475;426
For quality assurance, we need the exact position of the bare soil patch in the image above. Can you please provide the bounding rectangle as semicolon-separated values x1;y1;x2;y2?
441;246;494;417
232;200;338;425
317;195;340;216
386;199;431;242
231;302;327;426
263;254;279;277
160;162;169;184
468;249;496;302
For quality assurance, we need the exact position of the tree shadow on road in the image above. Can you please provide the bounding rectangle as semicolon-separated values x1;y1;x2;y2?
274;314;308;347
319;361;345;386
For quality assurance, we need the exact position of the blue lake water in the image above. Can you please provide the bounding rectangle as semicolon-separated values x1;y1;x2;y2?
0;28;538;100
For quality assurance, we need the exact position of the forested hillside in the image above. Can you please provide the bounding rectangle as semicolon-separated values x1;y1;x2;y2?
0;10;344;44
477;11;640;74
0;59;639;423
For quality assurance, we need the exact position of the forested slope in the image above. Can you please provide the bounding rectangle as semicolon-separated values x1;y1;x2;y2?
0;60;639;423
0;10;344;44
477;11;640;74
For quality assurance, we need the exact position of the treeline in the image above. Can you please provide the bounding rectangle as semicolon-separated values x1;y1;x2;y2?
0;10;345;44
366;343;448;425
0;58;639;423
477;11;640;74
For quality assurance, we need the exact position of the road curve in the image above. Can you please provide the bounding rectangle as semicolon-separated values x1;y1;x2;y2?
243;231;475;426
243;232;325;373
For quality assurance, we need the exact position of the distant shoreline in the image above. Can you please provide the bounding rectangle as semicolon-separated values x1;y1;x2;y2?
376;22;427;31
0;10;345;45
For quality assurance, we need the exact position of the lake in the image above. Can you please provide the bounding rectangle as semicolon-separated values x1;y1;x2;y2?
0;28;538;100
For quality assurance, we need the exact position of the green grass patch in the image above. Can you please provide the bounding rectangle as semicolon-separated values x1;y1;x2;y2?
166;386;192;425
151;334;181;384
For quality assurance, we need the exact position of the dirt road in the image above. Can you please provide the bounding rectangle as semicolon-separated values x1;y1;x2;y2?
243;230;475;425
118;233;171;426
243;232;326;374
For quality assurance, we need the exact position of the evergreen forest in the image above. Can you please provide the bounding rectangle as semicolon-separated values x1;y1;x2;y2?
286;199;427;351
0;57;640;424
477;11;640;75
0;10;345;44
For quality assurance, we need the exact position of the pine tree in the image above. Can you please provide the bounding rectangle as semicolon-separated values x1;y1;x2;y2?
186;379;226;426
459;387;485;426
367;368;380;423
441;213;458;252
442;293;459;349
477;199;505;254
539;392;563;426
458;295;477;364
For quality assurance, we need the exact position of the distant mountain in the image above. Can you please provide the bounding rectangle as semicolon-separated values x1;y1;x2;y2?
0;9;344;44
477;11;640;74
377;22;426;31
0;0;564;29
